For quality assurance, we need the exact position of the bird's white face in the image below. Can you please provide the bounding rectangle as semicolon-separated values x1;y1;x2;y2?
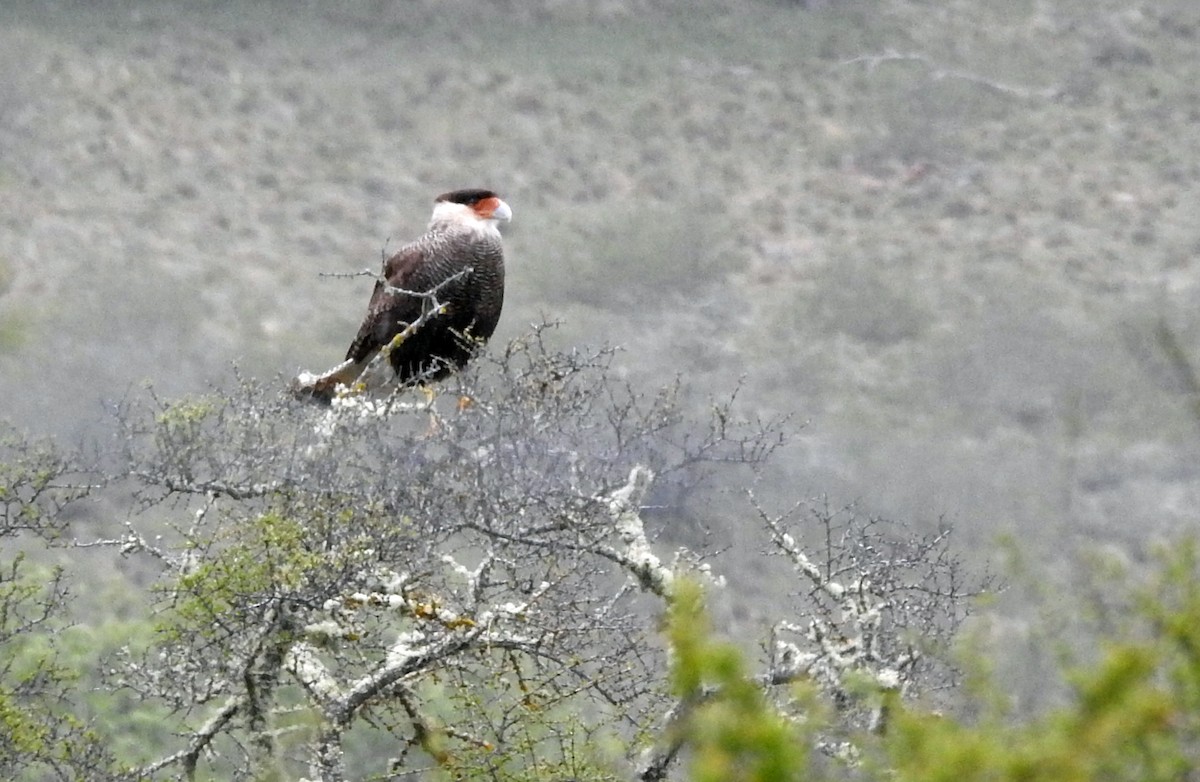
429;195;512;239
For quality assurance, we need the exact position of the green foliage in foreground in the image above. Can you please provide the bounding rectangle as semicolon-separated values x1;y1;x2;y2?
662;544;1200;782
666;580;814;782
885;543;1200;782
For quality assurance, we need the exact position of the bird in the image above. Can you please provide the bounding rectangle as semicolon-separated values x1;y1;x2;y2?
294;188;512;404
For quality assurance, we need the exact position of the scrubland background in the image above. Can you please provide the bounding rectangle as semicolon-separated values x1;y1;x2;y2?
2;0;1198;713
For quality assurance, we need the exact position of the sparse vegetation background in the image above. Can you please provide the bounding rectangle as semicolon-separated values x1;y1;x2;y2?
1;0;1199;779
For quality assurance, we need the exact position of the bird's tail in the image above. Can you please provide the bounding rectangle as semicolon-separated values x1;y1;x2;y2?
290;359;364;406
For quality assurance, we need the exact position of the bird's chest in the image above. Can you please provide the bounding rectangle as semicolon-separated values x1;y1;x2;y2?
424;249;503;323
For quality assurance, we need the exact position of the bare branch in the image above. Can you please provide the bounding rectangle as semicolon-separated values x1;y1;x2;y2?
118;696;241;781
317;268;380;280
593;466;677;598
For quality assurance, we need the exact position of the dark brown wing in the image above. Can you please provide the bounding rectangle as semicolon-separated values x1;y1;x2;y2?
344;244;429;365
342;224;504;387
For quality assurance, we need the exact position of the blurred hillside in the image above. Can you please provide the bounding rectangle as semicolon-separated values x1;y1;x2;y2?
1;0;1198;585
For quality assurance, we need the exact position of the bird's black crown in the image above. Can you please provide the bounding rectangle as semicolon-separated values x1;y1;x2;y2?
436;189;499;206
